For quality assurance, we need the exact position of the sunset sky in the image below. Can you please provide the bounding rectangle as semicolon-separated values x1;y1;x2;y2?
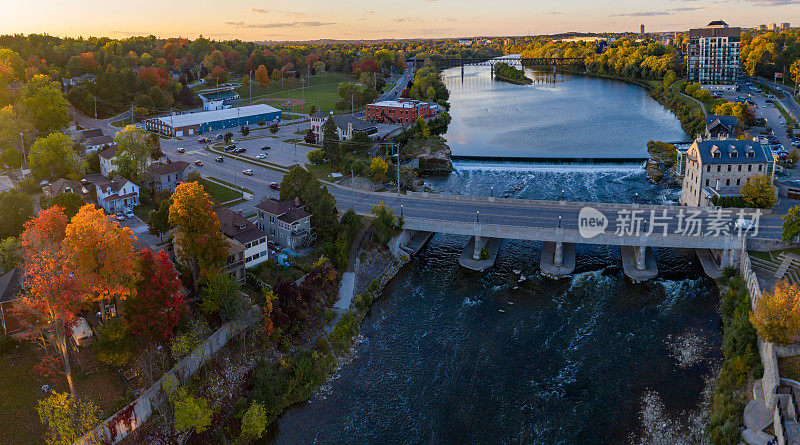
2;0;799;41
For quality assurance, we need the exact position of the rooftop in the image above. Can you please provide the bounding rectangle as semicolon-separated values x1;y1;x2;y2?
149;161;191;176
369;100;429;109
706;115;738;129
98;145;118;160
692;139;769;165
148;104;281;129
256;198;311;223
217;207;267;245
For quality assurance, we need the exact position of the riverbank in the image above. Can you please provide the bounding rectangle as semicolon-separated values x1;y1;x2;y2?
493;73;532;85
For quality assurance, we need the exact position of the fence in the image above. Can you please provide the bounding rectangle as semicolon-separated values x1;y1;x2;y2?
74;306;261;445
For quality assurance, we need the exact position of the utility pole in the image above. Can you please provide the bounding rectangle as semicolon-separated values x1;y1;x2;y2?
130;104;134;126
396;143;400;196
249;71;252;105
18;132;26;167
94;96;97;119
351;165;355;211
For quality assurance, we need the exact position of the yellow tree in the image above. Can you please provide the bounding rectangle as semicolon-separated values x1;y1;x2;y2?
750;281;800;345
64;204;139;322
169;182;227;285
254;64;270;88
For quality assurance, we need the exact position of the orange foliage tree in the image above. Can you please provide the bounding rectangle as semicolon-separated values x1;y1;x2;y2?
64;204;139;322
750;281;800;345
15;206;82;398
168;182;227;285
253;64;269;88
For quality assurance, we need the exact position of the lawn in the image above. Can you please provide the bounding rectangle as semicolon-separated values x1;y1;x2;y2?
236;72;355;114
774;102;797;126
1;341;127;444
200;178;243;204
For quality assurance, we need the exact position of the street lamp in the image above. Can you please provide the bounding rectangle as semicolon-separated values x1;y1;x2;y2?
490;186;493;197
400;204;403;218
558;215;562;228
476;210;480;223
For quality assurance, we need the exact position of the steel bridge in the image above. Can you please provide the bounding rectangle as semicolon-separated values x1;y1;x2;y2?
409;57;585;68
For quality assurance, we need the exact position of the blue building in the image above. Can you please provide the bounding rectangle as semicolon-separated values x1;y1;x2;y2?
144;104;282;137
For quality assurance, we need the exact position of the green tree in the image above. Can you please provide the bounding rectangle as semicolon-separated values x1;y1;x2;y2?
201;271;244;320
0;105;31;169
29;133;79;180
147;196;173;242
740;175;776;209
279;165;315;202
37;391;100;445
370;204;403;244
321;116;340;167
782;205;800;242
85;150;100;174
92;317;134;367
240;402;268;441
0;236;21;273
270;123;279;134
0;188;34;238
113;125;150;179
369;157;388;182
20;74;70;134
172;387;213;434
307;148;325;164
146;133;163;159
47;192;85;219
349;131;372;155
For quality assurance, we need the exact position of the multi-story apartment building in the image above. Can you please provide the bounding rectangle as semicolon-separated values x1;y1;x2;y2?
679;139;775;207
687;21;741;90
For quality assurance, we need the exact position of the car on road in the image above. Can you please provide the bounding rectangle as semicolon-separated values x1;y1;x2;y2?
261;146;270;150
123;207;134;219
234;148;246;153
225;144;236;151
269;182;280;190
780;121;786;125
256;154;267;159
177;147;185;153
198;137;210;143
243;169;254;176
215;156;224;162
216;134;224;140
735;218;756;230
763;104;768;108
194;160;204;166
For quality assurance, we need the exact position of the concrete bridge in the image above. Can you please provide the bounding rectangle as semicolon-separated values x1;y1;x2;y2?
410;57;585;68
329;187;781;282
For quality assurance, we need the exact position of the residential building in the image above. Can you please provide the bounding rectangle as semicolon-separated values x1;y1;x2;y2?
687;21;741;90
42;178;92;202
217;208;269;269
255;198;312;250
74;128;103;142
679;138;776;207
782;23;791;29
0;268;21;335
147;161;194;192
94;174;140;213
758;24;767;31
83;135;116;153
144;104;281;137
640;24;645;35
768;23;778;31
98;145;118;177
366;99;434;125
223;238;246;282
309;111;378;142
705;115;738;139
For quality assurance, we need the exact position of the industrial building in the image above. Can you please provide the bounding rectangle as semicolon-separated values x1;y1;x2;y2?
366;99;434;125
687;21;741;90
144;104;282;137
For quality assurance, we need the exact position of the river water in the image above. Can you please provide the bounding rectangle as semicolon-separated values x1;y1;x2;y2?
272;66;721;444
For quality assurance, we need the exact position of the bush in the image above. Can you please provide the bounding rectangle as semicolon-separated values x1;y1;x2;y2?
307;149;325;165
93;317;135;367
171;318;211;360
0;333;18;354
240;402;268;441
328;311;359;354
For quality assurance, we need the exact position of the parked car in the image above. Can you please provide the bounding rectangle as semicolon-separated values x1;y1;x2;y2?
114;210;126;221
225;144;236;151
194;160;204;166
779;153;789;160
215;156;224;162
256;154;267;159
261;146;270;150
123;207;134;219
177;147;185;153
243;169;254;176
80;178;91;186
269;182;280;190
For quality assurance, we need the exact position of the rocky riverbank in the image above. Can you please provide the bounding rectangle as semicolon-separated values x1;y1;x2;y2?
405;136;454;173
645;140;681;188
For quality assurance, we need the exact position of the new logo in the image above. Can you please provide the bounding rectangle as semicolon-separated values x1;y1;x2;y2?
578;207;608;239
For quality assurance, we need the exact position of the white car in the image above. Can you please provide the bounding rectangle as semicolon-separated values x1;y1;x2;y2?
243;169;254;176
123;207;134;219
256;154;267;159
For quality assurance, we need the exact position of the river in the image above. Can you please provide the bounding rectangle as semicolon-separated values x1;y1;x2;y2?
272;66;720;444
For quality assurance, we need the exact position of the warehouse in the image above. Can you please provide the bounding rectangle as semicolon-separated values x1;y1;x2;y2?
144;104;282;137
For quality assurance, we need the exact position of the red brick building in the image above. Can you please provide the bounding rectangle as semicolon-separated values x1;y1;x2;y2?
365;99;433;125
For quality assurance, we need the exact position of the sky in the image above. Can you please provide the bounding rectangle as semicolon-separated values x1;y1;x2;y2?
1;0;799;41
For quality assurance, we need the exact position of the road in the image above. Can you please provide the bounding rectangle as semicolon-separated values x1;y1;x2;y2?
756;76;800;122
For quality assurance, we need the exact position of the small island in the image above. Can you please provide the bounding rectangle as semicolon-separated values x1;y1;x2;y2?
493;62;532;85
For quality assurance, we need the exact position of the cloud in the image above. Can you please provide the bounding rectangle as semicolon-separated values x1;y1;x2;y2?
537;12;564;15
742;0;800;4
610;11;672;16
671;6;705;10
248;8;268;14
225;21;335;28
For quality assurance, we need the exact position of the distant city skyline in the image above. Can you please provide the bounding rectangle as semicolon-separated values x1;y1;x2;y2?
2;0;798;41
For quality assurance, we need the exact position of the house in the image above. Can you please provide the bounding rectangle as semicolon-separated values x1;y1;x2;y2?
75;128;104;142
309;111;378;142
98;145;119;177
42;178;92;202
0;268;22;335
366;99;434;125
94;174;140;213
223;238;246;282
147;161;194;192
216;208;269;269
679;138;776;207
705;115;738;139
83;135;116;154
255;198;312;250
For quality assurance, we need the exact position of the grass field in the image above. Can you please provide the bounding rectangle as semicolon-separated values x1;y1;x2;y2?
201;178;243;204
236;72;355;114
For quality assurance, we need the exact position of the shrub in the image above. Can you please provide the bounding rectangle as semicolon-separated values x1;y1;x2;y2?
240;402;268;441
172;387;213;434
93;317;134;367
307;149;325;165
170;319;211;360
328;311;359;355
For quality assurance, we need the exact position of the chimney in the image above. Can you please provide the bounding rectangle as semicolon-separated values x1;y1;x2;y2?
295;196;301;207
238;210;243;216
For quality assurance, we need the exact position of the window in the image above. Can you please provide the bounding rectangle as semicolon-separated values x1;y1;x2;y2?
727;165;731;172
748;165;752;172
726;179;730;186
758;165;762;171
738;165;742;172
706;165;710;172
717;166;721;172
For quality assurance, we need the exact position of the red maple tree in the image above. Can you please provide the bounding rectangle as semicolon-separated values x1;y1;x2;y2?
123;249;187;341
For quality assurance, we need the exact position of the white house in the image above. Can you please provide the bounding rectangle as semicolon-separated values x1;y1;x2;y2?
94;175;139;213
216;208;269;269
98;145;118;177
83;135;116;154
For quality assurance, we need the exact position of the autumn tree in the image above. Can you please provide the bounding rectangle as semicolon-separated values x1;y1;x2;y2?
147;196;173;242
254;64;269;87
0;48;24;88
168;182;227;284
64;204;139;322
113;125;150;179
740;175;777;209
20;74;70;134
782;205;800;242
29;132;80;180
16;207;81;398
750;281;800;345
37;391;100;445
124;249;187;341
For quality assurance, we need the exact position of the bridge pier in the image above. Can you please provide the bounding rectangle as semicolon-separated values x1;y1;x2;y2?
540;241;576;279
695;249;724;279
459;236;501;272
621;245;658;283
